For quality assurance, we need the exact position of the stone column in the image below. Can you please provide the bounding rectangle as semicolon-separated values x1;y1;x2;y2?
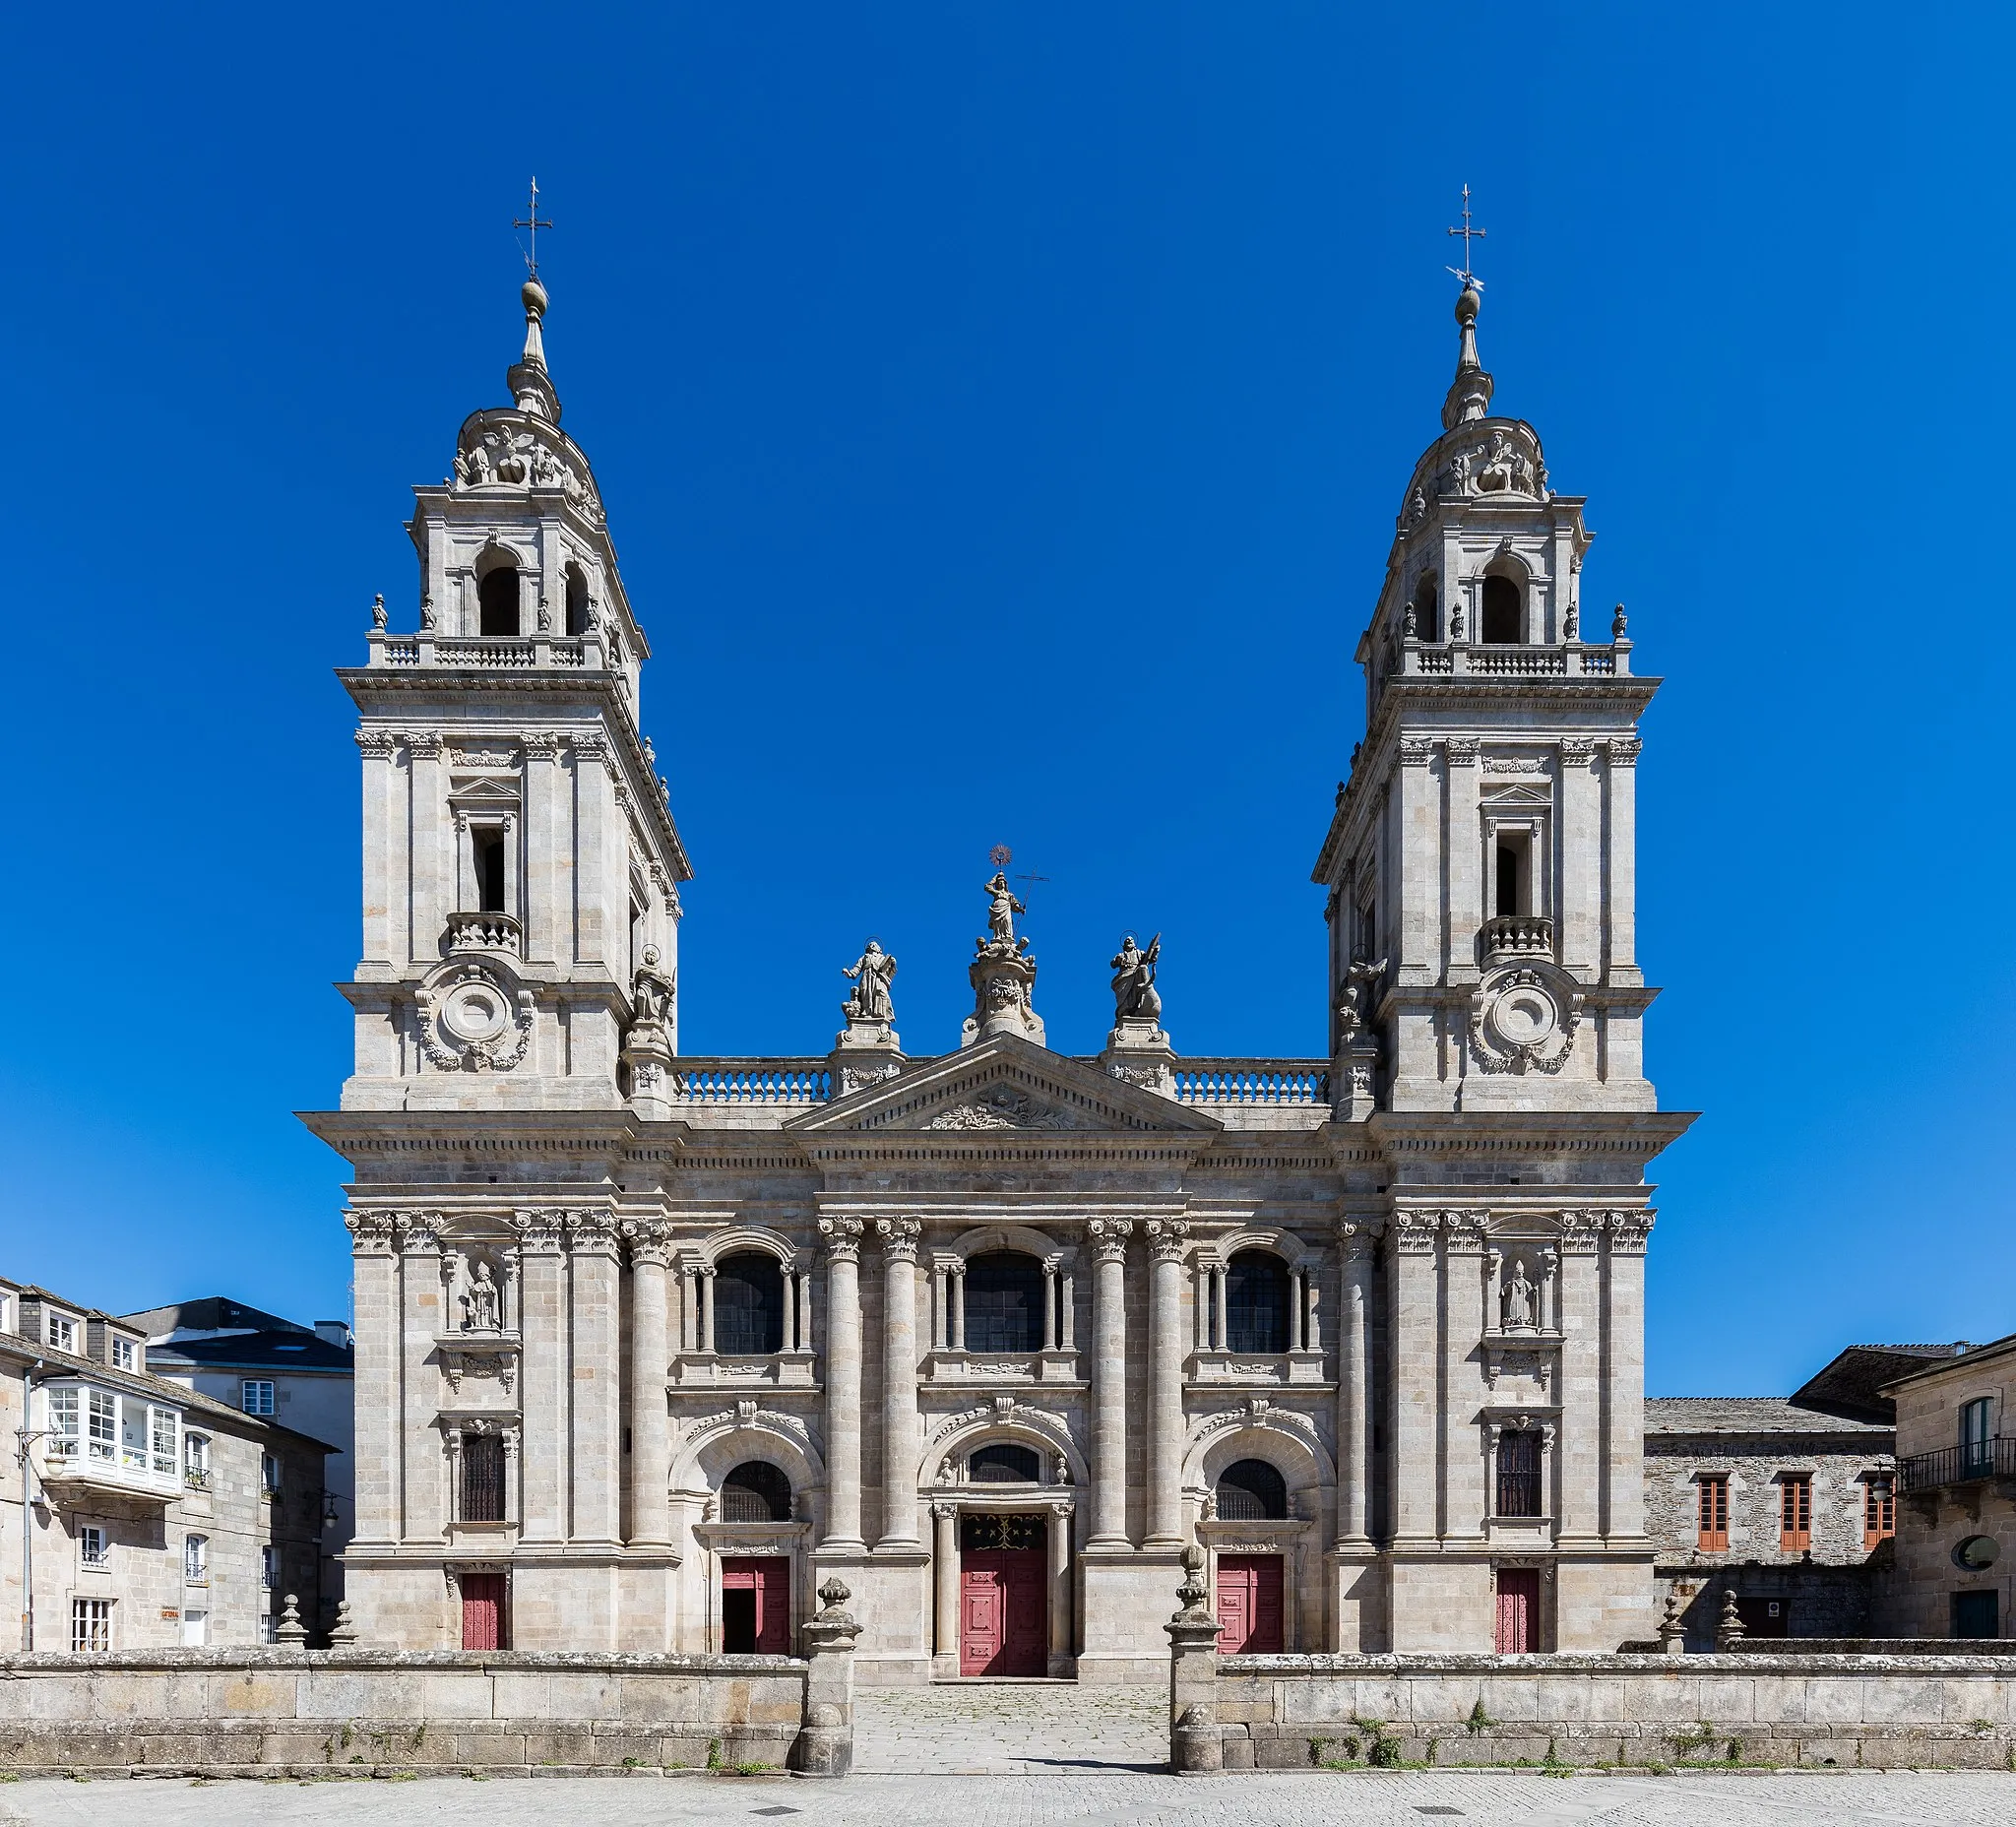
355;729;398;971
1606;740;1642;976
1440;1212;1487;1541
1047;1498;1074;1672
406;731;445;966
948;1262;966;1351
877;1218;923;1545
624;1220;672;1546
1558;737;1601;976
514;1209;568;1544
1144;1220;1190;1545
698;1265;717;1355
568;1210;623;1546
796;1266;815;1354
1087;1219;1132;1546
1337;1225;1374;1544
817;1219;865;1548
929;1264;947;1351
1059;1267;1077;1352
1040;1259;1058;1352
1214;1261;1228;1352
1604;1212;1654;1540
1389;1213;1440;1544
1445;737;1480;982
1193;1263;1213;1351
343;1212;400;1550
782;1266;798;1354
931;1502;959;1667
397;1214;445;1541
1554;1211;1605;1544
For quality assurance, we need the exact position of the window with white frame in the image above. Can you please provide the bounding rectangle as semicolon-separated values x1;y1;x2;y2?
258;1613;279;1645
42;1383;180;1480
88;1388;117;1461
184;1534;209;1583
242;1379;276;1416
47;1312;77;1351
184;1431;211;1489
46;1387;80;1459
79;1525;109;1568
150;1404;178;1476
261;1544;279;1590
111;1336;137;1370
71;1598;112;1653
262;1451;282;1495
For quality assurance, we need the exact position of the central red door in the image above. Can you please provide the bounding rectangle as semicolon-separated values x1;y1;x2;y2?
460;1571;507;1650
960;1550;1046;1674
1216;1555;1285;1654
1494;1568;1541;1653
721;1556;791;1654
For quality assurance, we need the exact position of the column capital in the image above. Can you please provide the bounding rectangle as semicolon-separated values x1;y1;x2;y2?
511;1208;568;1253
396;1211;445;1256
1439;1208;1489;1254
1606;736;1642;768
354;727;397;757
1556;1208;1606;1255
1087;1217;1133;1263
566;1209;621;1255
1391;1211;1440;1255
1444;736;1480;766
1399;736;1436;767
522;729;561;758
931;1500;958;1522
817;1216;864;1261
1558;736;1596;766
1338;1218;1380;1261
344;1209;398;1255
623;1218;673;1268
1144;1218;1191;1263
404;729;445;760
876;1216;923;1263
1606;1209;1655;1255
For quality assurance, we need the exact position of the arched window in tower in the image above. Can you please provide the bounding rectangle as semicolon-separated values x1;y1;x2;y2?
1480;573;1522;644
1225;1250;1291;1354
720;1460;791;1523
478;565;522;637
564;564;591;637
1413;578;1439;643
1215;1458;1289;1521
713;1253;785;1355
969;1442;1041;1483
963;1252;1045;1354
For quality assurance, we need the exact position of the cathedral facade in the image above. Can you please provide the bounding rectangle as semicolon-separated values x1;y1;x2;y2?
307;270;1691;1678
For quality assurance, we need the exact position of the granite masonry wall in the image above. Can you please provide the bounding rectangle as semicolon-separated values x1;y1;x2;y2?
0;1650;816;1776
1191;1652;2016;1771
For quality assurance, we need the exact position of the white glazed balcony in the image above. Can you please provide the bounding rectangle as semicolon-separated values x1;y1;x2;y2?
39;1446;180;1507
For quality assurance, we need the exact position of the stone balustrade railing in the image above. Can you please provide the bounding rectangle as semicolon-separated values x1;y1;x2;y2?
366;631;595;670
1401;639;1629;679
668;1059;834;1106
1480;914;1553;961
1169;1061;1330;1107
445;910;523;954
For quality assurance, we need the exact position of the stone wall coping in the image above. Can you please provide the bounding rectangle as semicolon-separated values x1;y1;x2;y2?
0;1650;806;1676
1222;1651;2016;1675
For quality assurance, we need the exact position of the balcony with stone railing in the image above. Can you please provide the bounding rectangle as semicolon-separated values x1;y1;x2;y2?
366;630;598;671
1402;639;1628;680
1480;914;1554;964
445;911;523;956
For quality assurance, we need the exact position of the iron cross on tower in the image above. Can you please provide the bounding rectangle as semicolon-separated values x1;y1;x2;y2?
514;178;553;278
1445;183;1486;288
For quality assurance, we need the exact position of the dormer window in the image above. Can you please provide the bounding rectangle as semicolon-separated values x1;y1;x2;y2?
1480;573;1523;644
478;565;521;637
111;1337;137;1371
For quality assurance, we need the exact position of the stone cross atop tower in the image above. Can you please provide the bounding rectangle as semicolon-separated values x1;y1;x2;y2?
335;272;691;1114
1312;279;1658;1114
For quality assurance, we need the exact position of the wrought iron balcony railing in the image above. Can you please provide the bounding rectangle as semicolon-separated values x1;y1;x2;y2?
1897;1436;2016;1494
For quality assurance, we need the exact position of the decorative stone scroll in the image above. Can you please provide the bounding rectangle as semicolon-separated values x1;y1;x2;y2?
1470;961;1583;1076
415;959;536;1073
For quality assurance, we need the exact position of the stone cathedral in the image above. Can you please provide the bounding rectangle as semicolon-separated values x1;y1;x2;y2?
307;266;1692;1678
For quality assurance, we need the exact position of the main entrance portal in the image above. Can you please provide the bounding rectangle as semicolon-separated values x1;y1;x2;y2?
959;1513;1047;1676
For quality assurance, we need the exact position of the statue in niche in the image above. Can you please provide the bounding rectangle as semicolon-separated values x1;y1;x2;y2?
1109;932;1163;1024
632;948;674;1028
462;1261;501;1332
841;940;898;1026
1502;1257;1537;1331
1338;956;1389;1043
981;872;1026;951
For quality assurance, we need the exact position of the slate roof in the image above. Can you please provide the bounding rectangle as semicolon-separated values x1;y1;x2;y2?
1790;1343;1970;1422
1643;1396;1893;1437
142;1328;353;1374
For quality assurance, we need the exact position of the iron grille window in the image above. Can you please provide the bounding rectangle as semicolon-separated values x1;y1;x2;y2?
1215;1458;1288;1521
714;1254;785;1355
720;1461;791;1523
970;1443;1040;1483
1697;1476;1730;1549
964;1253;1044;1354
71;1598;112;1653
1225;1251;1290;1354
960;1512;1045;1552
460;1433;507;1523
1495;1430;1544;1518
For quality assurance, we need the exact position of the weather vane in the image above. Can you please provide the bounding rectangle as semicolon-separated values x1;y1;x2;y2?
988;843;1049;912
514;177;553;279
1445;183;1486;290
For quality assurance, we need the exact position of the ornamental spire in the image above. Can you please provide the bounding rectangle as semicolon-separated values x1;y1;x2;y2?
1440;186;1494;430
507;179;561;422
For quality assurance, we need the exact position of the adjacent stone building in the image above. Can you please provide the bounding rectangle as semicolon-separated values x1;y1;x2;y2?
121;1295;357;1636
1883;1332;2015;1639
0;1277;333;1650
307;267;1691;1676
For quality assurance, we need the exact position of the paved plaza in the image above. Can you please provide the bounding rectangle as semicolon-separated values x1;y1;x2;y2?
5;1769;2016;1826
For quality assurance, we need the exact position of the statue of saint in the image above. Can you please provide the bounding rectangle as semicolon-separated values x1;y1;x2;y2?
632;959;673;1028
1338;956;1389;1042
462;1261;501;1331
1502;1258;1537;1330
842;940;898;1025
1109;932;1162;1024
981;871;1025;950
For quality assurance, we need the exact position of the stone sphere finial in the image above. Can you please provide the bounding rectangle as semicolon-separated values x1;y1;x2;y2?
1456;283;1481;327
523;276;549;321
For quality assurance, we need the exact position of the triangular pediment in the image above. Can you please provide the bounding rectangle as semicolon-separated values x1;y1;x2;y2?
786;1034;1221;1136
1481;784;1553;805
447;776;524;799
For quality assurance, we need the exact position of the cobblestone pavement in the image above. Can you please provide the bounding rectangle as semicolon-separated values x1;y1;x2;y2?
6;1769;2016;1825
853;1677;1168;1773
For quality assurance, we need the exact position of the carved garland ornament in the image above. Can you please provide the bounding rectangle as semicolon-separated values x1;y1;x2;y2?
924;1084;1094;1131
1470;963;1583;1076
416;961;536;1073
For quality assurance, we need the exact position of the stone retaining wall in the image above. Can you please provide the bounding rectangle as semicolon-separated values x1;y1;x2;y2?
0;1650;818;1777
1192;1653;2016;1772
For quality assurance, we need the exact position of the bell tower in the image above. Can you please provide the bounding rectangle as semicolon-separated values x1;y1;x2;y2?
337;274;690;1112
1315;278;1656;1114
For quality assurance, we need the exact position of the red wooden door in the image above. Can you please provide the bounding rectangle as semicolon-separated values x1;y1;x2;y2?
460;1571;506;1650
1494;1568;1541;1653
721;1556;791;1654
1216;1555;1285;1654
960;1549;1045;1674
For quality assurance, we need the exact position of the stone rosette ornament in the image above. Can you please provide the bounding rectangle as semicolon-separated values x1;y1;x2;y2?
1470;961;1582;1075
416;959;536;1072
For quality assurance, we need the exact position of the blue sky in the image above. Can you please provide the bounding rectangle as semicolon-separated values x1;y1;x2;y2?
3;4;2010;1394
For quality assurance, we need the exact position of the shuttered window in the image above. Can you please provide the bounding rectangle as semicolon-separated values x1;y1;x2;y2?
1779;1475;1812;1550
1697;1476;1729;1550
